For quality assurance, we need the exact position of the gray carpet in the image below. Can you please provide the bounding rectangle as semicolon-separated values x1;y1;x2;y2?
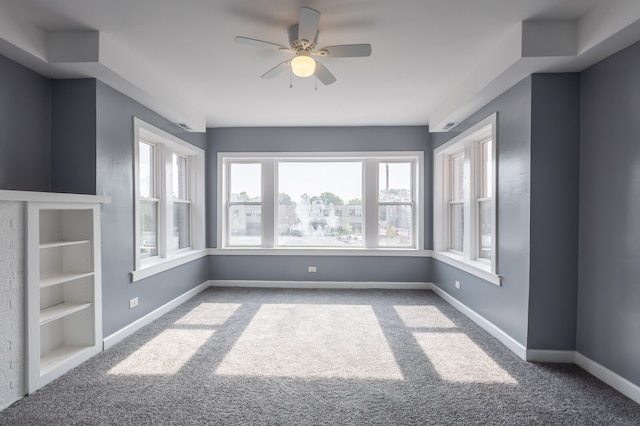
2;287;639;425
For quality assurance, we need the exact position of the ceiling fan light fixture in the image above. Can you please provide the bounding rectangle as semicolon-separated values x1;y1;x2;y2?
291;55;316;77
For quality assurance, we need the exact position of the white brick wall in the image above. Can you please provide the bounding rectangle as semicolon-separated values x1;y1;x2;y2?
0;201;25;411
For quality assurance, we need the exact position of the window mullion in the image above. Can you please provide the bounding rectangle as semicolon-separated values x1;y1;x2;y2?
160;146;172;258
224;160;231;247
364;159;377;248
261;160;275;248
464;142;475;262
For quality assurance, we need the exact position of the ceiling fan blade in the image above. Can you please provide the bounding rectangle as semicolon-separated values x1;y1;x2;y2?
298;7;320;43
234;36;291;52
314;61;336;85
261;60;291;79
317;44;372;57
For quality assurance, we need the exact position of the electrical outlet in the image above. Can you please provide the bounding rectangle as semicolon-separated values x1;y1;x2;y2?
308;266;317;273
455;280;461;290
129;297;139;309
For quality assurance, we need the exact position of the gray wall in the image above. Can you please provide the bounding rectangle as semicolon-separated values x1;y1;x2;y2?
430;77;533;346
208;126;430;283
578;41;640;386
51;79;97;194
51;79;209;337
528;74;580;350
96;81;208;336
429;74;582;351
0;54;51;191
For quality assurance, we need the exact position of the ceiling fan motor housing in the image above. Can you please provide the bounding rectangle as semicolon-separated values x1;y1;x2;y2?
288;24;318;51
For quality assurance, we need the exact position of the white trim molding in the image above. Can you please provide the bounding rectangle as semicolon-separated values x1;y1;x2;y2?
431;282;640;404
0;189;110;204
575;352;640;405
209;248;431;257
429;283;527;360
103;281;209;350
209;280;431;290
430;251;501;286
101;277;640;406
132;117;206;274
130;249;209;282
433;113;499;279
525;350;576;363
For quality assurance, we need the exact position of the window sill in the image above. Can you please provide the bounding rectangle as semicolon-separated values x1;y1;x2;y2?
431;251;501;286
130;249;208;282
209;248;430;257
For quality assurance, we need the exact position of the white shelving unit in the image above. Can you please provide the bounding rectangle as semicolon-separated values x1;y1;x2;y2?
26;202;103;393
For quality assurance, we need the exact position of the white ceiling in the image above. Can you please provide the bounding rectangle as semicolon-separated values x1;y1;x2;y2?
1;0;640;131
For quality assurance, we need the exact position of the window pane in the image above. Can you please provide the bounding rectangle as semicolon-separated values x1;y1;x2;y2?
139;142;154;199
172;154;188;200
378;205;412;246
379;162;412;202
230;163;261;202
478;200;491;260
278;162;362;247
229;206;262;246
451;153;464;201
480;140;492;198
173;202;191;250
449;202;464;252
140;199;158;258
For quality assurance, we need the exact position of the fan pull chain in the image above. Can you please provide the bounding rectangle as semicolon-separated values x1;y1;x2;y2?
290;69;293;88
315;76;318;91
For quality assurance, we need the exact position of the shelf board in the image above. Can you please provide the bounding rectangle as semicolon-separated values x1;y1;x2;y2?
40;272;94;288
40;240;91;249
40;302;92;325
40;345;92;377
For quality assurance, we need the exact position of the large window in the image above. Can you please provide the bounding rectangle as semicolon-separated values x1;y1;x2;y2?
133;118;206;279
219;152;423;250
433;114;498;284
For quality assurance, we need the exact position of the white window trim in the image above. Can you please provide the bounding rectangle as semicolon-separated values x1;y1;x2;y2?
131;118;206;282
434;113;500;286
217;151;424;252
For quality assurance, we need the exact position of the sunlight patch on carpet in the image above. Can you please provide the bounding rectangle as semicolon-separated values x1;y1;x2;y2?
414;332;517;384
108;329;214;375
174;303;241;325
215;304;404;380
394;305;457;328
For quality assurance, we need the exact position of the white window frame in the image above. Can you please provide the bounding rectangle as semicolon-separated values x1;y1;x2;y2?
218;152;424;254
377;160;416;248
132;118;206;282
433;113;500;285
171;152;192;252
225;161;264;247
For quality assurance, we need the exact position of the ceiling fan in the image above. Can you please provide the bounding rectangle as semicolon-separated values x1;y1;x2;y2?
234;7;372;85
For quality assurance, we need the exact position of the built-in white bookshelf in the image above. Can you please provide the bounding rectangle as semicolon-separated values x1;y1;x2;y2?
26;202;104;393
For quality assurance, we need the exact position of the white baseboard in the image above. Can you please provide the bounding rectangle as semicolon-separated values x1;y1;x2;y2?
429;283;528;360
208;280;431;290
103;281;210;350
526;349;576;363
100;279;640;406
575;352;640;405
430;283;640;404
